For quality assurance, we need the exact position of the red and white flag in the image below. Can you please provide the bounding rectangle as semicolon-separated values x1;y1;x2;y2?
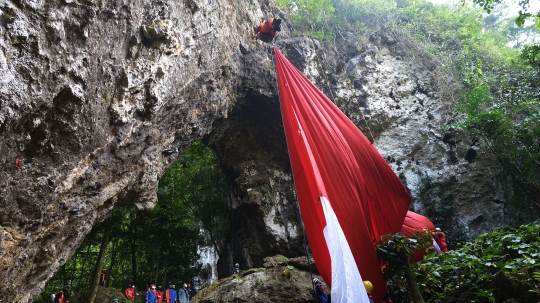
274;46;411;302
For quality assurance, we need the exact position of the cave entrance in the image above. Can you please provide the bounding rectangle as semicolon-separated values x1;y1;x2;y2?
35;141;229;302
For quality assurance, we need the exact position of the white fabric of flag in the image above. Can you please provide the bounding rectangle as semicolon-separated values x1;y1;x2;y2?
321;196;370;303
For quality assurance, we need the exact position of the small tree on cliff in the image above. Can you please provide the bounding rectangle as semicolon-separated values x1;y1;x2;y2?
376;232;433;303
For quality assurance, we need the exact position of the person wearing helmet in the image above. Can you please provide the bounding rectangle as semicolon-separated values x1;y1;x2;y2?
166;284;177;303
313;278;328;303
233;263;241;276
253;18;282;43
363;281;374;303
434;227;448;252
125;284;135;302
112;298;119;303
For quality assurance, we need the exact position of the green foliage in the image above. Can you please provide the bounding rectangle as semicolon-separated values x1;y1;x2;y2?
378;224;540;302
36;142;229;302
416;224;540;302
159;141;230;255
461;0;540;26
452;79;540;207
376;232;434;302
279;0;336;39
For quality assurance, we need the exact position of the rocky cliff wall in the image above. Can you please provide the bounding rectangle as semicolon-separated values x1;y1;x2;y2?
0;0;273;300
0;0;535;301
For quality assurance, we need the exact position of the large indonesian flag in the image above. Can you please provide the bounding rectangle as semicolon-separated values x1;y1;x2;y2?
274;46;412;302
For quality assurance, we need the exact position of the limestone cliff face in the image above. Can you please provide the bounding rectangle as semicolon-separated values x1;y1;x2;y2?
0;0;268;300
0;0;534;301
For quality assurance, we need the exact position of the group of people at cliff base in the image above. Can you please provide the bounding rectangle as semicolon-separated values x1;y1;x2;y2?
144;283;194;303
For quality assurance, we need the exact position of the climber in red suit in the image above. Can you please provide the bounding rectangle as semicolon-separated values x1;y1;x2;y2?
434;227;448;252
253;18;282;43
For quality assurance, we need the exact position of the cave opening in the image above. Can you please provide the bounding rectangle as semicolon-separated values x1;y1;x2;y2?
34;141;230;302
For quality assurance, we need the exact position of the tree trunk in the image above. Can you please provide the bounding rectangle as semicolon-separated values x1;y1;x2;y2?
405;263;425;303
130;208;138;285
88;215;113;303
106;237;119;287
77;245;92;288
61;264;67;287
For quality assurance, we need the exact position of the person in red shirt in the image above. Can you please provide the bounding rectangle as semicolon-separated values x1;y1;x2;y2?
156;285;164;303
124;284;135;302
253;19;282;43
434;228;448;252
54;286;70;303
99;269;107;286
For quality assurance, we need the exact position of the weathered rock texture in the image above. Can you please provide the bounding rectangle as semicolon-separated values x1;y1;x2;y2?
0;0;276;300
193;255;320;303
0;0;536;301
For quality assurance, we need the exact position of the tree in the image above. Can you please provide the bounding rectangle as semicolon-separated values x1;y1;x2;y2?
376;232;434;303
462;0;540;26
88;215;113;303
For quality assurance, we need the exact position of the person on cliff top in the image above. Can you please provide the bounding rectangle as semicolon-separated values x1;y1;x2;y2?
433;227;448;252
54;286;70;303
253;18;282;43
124;284;135;302
166;284;177;303
313;278;328;303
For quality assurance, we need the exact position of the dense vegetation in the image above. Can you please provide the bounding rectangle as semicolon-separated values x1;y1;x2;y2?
278;0;540;208
36;142;229;302
378;224;540;302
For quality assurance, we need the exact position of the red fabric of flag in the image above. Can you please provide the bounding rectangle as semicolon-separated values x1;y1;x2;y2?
274;46;412;301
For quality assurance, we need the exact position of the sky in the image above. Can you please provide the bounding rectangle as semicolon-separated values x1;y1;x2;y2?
427;0;540;17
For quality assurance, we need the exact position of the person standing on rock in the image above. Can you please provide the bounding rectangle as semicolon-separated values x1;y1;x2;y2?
313;278;328;303
178;283;189;303
233;263;241;276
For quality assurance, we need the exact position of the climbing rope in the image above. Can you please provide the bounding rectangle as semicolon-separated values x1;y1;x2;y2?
344;78;376;144
331;44;376;144
310;38;336;102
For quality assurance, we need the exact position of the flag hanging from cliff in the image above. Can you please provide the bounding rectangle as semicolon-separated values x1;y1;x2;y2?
274;46;412;302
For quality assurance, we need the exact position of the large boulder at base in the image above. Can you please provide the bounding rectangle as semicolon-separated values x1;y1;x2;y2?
193;265;319;303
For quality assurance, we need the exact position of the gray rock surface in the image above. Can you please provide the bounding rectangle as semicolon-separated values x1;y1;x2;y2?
0;0;535;301
193;255;319;303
